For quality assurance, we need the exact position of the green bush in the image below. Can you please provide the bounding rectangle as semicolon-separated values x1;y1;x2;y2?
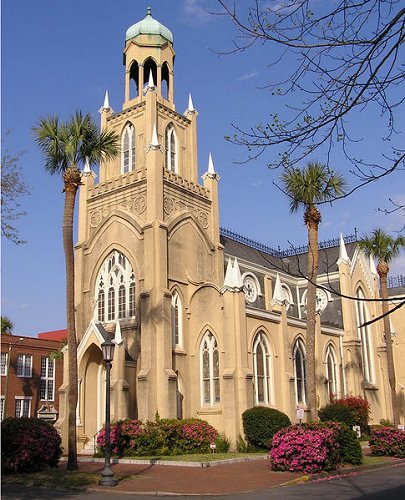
334;424;362;465
336;396;370;433
97;417;219;457
1;418;62;473
318;403;356;428
236;434;248;453
215;436;230;453
242;407;291;450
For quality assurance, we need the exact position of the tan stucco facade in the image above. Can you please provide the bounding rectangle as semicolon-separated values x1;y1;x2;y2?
55;13;405;453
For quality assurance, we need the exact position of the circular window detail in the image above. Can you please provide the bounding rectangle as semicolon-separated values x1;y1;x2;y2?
315;289;328;312
243;275;258;303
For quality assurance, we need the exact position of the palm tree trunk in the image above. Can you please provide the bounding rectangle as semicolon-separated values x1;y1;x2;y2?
306;217;319;422
63;181;79;470
379;271;399;424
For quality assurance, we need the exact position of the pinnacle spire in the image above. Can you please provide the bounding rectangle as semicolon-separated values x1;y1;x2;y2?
208;153;215;175
188;93;195;112
151;123;159;147
114;319;123;345
369;254;377;275
338;233;349;263
103;90;110;109
148;69;155;89
271;273;284;305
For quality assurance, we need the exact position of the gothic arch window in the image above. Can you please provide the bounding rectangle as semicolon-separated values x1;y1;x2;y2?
325;344;339;401
281;284;293;310
171;291;183;348
165;123;177;173
293;339;307;405
161;62;170;100
253;331;273;405
95;250;136;323
122;123;136;174
200;331;220;406
355;287;374;383
129;60;139;98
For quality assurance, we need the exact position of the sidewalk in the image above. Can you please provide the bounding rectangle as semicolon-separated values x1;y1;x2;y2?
62;457;302;496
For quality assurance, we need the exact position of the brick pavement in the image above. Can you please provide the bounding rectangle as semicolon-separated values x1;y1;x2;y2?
62;458;302;495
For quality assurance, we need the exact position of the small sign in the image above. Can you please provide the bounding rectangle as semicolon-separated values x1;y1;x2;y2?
210;442;216;453
352;425;361;438
296;407;305;421
397;424;405;431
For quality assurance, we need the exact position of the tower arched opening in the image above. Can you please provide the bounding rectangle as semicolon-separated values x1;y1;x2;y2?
129;61;139;99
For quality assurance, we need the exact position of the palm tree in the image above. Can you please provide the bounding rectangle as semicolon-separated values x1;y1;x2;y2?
281;162;346;421
1;316;13;334
33;111;119;470
358;229;405;424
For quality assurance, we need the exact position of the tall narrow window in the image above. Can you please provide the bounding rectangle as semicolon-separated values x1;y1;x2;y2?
356;288;374;383
253;332;272;405
16;354;32;377
165;124;177;172
95;251;136;323
200;331;220;406
40;357;55;401
1;352;7;376
171;292;183;347
0;397;4;421
118;285;126;319
293;340;307;404
122;123;136;174
15;398;31;418
326;345;339;401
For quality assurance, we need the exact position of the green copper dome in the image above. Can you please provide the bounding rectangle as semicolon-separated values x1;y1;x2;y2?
126;7;173;43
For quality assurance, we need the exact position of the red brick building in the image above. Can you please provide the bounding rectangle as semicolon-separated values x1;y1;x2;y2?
1;333;64;421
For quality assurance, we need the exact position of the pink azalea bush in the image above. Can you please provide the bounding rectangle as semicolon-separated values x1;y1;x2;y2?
270;425;340;473
1;418;62;473
369;427;405;458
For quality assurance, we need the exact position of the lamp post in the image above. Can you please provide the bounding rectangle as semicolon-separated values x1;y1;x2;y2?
99;337;118;487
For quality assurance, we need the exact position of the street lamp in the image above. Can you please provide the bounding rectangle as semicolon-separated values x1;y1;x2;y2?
99;337;118;487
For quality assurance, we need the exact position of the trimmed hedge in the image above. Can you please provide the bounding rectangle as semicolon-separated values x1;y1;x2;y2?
318;403;356;428
242;407;291;450
1;418;62;473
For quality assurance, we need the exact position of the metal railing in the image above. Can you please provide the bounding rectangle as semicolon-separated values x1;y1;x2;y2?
220;227;358;258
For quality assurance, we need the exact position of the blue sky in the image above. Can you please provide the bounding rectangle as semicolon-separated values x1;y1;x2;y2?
2;0;404;337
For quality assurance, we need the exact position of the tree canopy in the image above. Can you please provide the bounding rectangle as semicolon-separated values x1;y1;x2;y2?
216;1;404;202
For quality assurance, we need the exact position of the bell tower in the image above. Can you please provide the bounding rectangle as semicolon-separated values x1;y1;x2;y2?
123;7;175;110
74;7;222;440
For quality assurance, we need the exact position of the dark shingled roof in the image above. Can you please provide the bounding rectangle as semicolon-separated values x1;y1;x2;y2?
220;234;357;278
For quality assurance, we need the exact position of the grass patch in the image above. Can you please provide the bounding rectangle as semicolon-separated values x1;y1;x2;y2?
2;470;100;490
125;452;267;462
361;455;396;466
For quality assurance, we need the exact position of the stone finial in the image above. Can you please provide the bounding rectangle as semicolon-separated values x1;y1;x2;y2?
188;93;195;112
103;90;110;109
208;153;215;175
148;70;155;90
271;274;284;305
224;258;234;288
114;319;123;346
145;123;163;153
233;258;243;289
338;233;349;264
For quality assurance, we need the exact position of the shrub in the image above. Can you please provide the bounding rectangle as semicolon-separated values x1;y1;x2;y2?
96;421;124;455
336;396;370;432
369;427;405;458
1;417;62;473
96;418;219;457
318;403;356;428
270;425;340;473
236;434;248;453
333;424;362;465
242;407;291;450
215;436;231;453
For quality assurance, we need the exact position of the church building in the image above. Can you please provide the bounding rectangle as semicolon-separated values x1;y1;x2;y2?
55;9;404;452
